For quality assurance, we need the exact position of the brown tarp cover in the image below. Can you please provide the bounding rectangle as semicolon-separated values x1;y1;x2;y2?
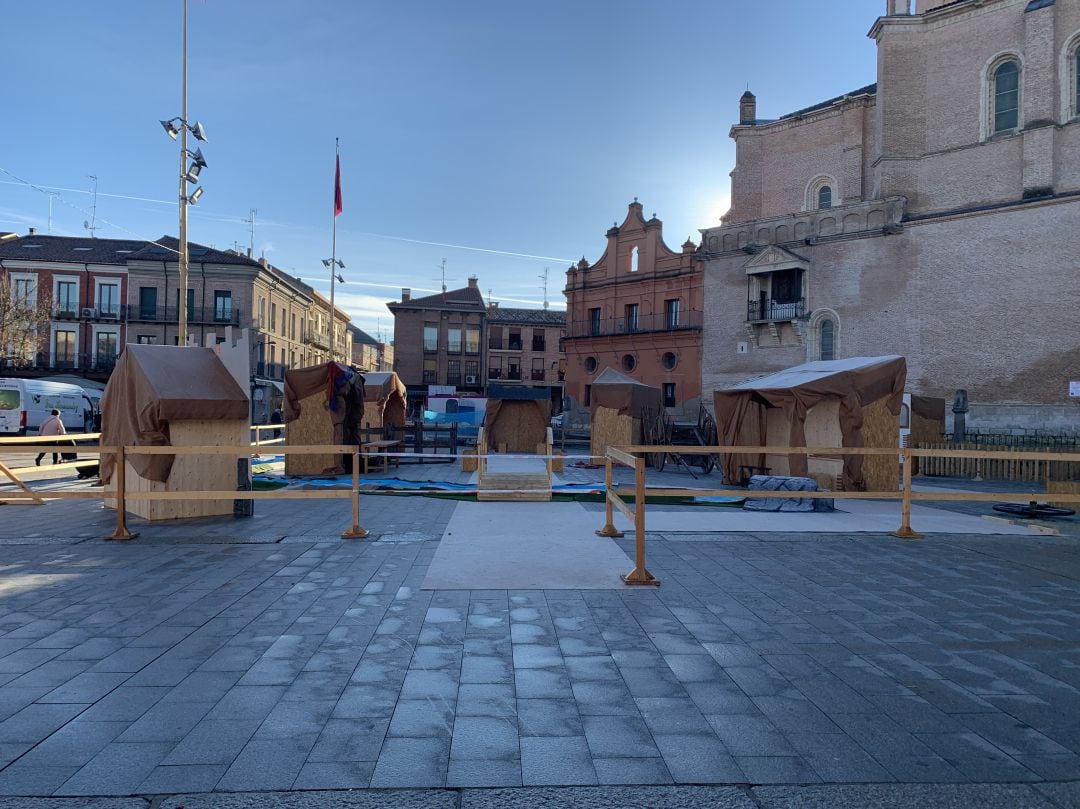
100;345;249;484
590;367;662;415
713;355;907;490
362;371;407;409
910;395;946;422
283;362;366;448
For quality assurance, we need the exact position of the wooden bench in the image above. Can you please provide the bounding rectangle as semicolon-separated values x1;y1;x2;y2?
361;440;403;474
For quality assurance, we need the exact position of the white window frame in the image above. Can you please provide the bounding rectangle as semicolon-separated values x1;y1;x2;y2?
9;272;37;307
94;278;121;317
49;324;79;369
52;275;81;317
1061;33;1080;123
981;52;1024;141
90;324;120;369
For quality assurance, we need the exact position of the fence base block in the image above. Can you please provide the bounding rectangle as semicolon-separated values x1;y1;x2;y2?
105;530;138;541
596;526;625;538
341;527;370;540
621;568;660;587
891;527;923;540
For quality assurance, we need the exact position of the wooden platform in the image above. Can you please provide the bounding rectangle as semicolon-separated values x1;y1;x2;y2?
477;455;551;501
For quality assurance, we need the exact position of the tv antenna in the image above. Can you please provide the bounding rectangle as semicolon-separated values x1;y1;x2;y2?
83;175;98;237
435;257;454;294
244;208;257;255
539;267;549;310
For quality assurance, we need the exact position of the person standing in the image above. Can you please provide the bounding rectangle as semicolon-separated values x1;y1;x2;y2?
36;409;66;466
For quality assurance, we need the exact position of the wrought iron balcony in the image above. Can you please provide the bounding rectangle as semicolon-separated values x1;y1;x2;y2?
566;309;702;339
126;304;241;326
746;298;806;323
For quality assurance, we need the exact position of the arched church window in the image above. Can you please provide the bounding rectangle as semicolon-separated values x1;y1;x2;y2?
817;186;832;210
992;59;1020;133
820;319;835;361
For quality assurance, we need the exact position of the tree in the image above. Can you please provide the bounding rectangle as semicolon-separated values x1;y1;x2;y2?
0;274;52;368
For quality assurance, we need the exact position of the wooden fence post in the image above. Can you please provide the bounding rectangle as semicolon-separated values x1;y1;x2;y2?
596;455;624;538
105;445;137;541
892;448;922;540
341;448;369;539
622;455;659;586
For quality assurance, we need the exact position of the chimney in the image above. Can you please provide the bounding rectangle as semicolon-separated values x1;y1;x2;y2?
258;257;269;268
247;247;253;258
401;288;411;302
28;227;36;236
887;0;910;14
467;275;478;289
739;91;757;125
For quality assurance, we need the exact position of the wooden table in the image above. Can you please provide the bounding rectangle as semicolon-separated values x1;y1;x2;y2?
361;440;402;474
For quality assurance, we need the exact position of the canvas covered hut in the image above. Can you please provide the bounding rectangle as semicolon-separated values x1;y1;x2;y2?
100;344;250;520
713;355;907;491
284;362;366;475
360;371;407;439
589;367;663;459
484;384;550;453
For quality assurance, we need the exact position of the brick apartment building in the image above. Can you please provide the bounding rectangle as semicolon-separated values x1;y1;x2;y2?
486;303;566;395
0;232;352;410
562;200;704;424
387;276;566;412
348;323;394;372
701;0;1080;433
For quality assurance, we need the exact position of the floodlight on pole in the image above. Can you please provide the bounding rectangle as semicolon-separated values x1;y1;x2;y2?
160;0;211;346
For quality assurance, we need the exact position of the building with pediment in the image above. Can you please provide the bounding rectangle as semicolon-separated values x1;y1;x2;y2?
562;200;704;424
701;0;1080;432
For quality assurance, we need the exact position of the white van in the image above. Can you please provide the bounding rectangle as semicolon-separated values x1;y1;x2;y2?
0;378;92;435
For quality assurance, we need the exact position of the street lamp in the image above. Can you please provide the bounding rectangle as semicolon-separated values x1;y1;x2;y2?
159;0;209;347
322;258;345;362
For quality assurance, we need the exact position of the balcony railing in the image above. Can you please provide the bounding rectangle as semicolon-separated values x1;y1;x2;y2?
531;338;546;352
567;309;703;339
305;328;330;349
126;305;242;326
488;369;503;380
746;298;806;323
530;370;545;381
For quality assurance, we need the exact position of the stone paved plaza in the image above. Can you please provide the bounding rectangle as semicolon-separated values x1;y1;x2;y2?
0;487;1079;806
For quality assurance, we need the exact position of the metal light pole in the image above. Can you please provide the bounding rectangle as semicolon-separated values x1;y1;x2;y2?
161;0;207;347
178;0;188;345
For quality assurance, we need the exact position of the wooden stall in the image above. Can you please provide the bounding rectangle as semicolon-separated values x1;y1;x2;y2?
100;340;250;520
360;371;407;438
589;368;662;459
906;395;946;475
284;362;365;476
714;356;907;491
484;385;550;454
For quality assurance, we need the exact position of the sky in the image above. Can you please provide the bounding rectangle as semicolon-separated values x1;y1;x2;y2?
0;0;879;340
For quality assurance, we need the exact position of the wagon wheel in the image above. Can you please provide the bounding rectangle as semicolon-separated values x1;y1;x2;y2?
700;454;715;475
643;408;667;471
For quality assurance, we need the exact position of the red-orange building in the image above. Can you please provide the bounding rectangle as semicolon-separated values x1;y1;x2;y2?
562;200;704;423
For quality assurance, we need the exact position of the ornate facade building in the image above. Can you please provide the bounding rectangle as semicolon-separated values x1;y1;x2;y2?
563;201;704;424
701;0;1080;432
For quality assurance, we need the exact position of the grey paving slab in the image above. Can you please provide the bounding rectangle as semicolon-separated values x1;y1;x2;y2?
2;498;1080;796
461;785;756;808
753;784;1060;808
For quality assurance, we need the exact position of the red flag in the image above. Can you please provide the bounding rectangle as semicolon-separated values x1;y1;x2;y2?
333;154;343;217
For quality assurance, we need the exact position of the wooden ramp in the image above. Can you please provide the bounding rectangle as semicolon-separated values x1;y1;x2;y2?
477;455;551;501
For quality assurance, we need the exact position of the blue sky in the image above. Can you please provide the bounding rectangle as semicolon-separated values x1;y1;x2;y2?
0;1;879;338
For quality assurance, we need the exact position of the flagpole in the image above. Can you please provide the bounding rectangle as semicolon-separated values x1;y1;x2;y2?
329;137;339;363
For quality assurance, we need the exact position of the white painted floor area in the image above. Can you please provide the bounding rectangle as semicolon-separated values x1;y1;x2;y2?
421;501;632;590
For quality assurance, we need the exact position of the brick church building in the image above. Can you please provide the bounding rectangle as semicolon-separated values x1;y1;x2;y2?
701;0;1080;432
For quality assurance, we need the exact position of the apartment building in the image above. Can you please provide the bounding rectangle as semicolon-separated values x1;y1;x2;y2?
486;303;565;399
348;324;393;372
563;201;704;422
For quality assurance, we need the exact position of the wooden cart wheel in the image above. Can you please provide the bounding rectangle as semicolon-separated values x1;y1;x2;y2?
701;454;715;475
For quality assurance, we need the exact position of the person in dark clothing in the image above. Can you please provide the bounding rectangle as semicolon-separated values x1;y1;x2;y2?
270;408;283;439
